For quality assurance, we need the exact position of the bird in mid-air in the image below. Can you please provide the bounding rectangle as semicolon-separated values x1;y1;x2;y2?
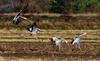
13;8;27;25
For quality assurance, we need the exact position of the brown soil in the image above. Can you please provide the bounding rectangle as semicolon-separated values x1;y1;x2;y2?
0;42;99;59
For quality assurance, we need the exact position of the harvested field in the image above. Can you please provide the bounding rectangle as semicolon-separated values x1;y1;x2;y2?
0;30;100;42
0;42;100;61
0;30;99;61
0;14;100;29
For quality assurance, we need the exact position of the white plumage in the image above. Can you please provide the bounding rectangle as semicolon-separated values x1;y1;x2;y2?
72;32;87;45
71;32;87;49
28;25;40;37
52;37;62;46
51;36;64;50
31;28;40;36
51;36;68;46
72;36;80;45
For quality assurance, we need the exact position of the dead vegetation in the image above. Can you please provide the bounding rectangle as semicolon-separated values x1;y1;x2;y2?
0;15;100;30
0;29;99;61
0;42;99;61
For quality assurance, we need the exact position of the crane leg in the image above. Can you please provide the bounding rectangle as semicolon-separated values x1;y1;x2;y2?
78;44;81;50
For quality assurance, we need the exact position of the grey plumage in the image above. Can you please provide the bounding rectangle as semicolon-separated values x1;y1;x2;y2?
71;32;87;49
28;24;40;37
72;36;81;45
51;36;63;50
13;9;27;25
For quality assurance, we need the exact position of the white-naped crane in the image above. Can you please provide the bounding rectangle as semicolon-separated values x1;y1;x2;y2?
27;23;40;37
13;4;28;25
51;36;68;50
71;32;87;49
13;9;27;25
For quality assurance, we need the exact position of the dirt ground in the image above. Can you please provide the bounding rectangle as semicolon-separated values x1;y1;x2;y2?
0;42;99;61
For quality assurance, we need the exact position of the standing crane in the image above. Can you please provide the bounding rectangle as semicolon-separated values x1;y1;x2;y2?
71;32;87;49
27;23;40;37
51;36;68;50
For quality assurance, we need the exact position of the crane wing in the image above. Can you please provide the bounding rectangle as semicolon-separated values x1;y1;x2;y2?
19;16;27;20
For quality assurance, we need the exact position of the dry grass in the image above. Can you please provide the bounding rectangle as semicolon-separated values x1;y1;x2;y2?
0;29;99;42
0;29;99;61
0;56;99;61
0;12;100;61
0;14;100;30
0;42;99;61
